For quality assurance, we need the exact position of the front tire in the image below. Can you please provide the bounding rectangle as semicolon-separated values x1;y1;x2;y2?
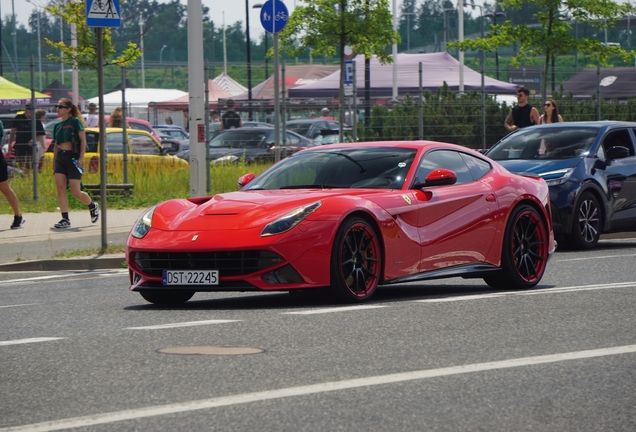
330;217;381;302
485;205;549;290
139;290;195;305
567;192;601;250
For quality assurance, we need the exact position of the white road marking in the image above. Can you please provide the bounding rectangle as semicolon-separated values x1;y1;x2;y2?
558;253;636;262
0;270;125;285
0;337;65;347
414;282;636;303
283;305;387;315
4;344;636;432
0;303;39;309
127;319;239;330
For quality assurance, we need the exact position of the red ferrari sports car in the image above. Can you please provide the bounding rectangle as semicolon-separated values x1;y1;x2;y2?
127;141;556;304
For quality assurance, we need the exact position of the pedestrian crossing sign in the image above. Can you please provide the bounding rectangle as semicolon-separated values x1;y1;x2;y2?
86;0;121;28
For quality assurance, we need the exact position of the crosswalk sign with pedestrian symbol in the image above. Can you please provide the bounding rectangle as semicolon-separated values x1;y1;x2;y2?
86;0;121;28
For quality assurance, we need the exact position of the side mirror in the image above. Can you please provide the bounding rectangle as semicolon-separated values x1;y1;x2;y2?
606;146;629;162
238;173;256;189
414;168;458;188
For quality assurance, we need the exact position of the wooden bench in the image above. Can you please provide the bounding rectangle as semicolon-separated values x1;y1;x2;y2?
83;183;134;197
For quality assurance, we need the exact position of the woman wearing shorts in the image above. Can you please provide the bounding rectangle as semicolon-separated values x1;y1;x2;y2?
52;98;99;229
0;119;24;229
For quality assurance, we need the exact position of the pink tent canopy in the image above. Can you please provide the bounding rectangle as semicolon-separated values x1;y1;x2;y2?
289;52;519;98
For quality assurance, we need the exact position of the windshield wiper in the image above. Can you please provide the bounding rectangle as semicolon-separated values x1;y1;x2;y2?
336;153;366;173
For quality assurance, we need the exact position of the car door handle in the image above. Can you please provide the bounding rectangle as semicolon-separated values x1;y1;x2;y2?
486;194;496;202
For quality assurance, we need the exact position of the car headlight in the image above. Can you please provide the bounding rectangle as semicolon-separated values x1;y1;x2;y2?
540;168;575;186
131;205;157;239
261;201;322;237
213;155;240;164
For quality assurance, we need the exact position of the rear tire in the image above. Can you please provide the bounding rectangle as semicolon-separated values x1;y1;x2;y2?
566;192;601;250
330;217;381;302
484;205;549;290
139;290;195;305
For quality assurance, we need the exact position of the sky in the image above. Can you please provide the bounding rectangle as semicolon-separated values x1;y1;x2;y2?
8;0;301;40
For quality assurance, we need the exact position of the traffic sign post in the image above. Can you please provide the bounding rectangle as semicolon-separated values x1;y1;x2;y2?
259;0;288;161
86;0;121;28
85;0;122;252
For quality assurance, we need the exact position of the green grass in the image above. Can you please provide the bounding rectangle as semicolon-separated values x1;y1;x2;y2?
2;161;272;215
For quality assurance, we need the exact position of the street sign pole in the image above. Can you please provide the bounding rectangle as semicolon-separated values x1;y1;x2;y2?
259;0;288;162
87;0;121;251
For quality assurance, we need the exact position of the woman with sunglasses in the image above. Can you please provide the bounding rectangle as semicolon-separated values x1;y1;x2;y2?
539;99;563;124
51;98;99;229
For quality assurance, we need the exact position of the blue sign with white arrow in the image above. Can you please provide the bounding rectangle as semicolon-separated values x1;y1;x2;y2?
86;0;121;28
260;0;289;34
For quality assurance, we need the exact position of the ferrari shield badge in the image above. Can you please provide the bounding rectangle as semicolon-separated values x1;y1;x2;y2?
191;235;199;242
402;195;411;205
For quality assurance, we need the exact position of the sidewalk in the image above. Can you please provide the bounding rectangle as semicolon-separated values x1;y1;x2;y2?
0;208;144;271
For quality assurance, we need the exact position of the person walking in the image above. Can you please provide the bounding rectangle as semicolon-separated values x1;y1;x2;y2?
220;99;243;131
51;98;99;229
504;87;540;131
539;99;563;124
35;109;49;161
83;103;99;127
0;119;24;229
9;102;45;171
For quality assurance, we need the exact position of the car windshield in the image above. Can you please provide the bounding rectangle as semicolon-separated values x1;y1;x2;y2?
487;127;599;160
287;123;311;136
209;131;268;149
243;147;417;190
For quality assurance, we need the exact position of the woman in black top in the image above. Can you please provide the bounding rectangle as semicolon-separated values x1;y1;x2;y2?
51;98;99;229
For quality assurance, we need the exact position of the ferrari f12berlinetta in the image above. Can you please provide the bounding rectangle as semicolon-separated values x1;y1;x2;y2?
127;141;555;304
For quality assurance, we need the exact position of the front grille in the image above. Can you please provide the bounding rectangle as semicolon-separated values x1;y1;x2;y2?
134;251;284;277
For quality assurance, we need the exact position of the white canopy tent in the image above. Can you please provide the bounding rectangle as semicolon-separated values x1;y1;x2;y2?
86;88;188;120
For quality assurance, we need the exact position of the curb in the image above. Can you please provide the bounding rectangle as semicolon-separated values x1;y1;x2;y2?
0;255;128;272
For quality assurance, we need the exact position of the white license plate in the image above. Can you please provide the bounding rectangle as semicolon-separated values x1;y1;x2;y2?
162;270;219;286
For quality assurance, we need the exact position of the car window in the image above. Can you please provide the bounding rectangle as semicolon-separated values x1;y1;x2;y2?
488;127;599;160
211;131;267;149
415;150;473;185
129;122;153;134
459;152;492;180
85;133;98;152
105;132;125;154
130;133;161;155
286;132;300;146
602;129;634;156
287;122;311;136
245;147;417;190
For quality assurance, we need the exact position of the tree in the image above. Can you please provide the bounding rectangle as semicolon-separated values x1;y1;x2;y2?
45;0;141;70
450;0;635;102
279;0;399;133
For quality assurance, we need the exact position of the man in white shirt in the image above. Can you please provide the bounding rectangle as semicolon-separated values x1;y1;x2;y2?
83;103;99;127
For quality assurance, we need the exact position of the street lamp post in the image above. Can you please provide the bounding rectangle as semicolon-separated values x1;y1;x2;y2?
26;0;42;91
402;12;416;51
484;12;506;81
160;44;167;64
139;13;145;88
253;4;268;78
245;0;253;120
12;0;18;83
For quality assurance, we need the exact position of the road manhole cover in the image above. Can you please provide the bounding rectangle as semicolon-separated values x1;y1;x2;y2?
157;346;266;356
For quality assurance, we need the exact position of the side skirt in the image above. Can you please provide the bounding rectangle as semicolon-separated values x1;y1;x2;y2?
382;263;501;285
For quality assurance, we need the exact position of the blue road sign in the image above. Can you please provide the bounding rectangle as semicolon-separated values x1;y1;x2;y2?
260;0;289;34
344;60;354;85
86;0;121;28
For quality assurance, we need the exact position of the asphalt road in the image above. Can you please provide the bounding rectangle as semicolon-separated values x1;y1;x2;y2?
1;237;636;431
